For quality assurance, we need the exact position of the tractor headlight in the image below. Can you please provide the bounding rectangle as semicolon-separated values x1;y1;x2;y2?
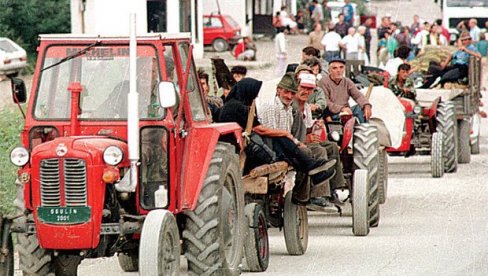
413;105;422;114
331;131;341;142
10;147;29;167
103;146;123;166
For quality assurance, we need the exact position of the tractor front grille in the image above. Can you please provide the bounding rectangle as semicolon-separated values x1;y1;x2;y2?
40;158;87;207
64;159;87;206
40;159;61;206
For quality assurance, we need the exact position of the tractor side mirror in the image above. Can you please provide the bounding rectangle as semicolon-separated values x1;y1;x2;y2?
10;77;26;103
158;81;178;108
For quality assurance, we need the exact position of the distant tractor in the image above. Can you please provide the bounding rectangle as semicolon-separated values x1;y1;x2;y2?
7;29;246;275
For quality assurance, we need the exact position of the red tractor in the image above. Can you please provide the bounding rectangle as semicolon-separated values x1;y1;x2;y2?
7;31;246;275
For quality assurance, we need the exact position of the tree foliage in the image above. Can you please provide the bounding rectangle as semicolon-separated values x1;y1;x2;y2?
0;0;71;65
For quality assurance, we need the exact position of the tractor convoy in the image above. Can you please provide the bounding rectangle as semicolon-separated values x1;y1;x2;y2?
0;26;481;275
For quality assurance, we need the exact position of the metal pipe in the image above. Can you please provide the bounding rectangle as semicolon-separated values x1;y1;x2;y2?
127;13;139;193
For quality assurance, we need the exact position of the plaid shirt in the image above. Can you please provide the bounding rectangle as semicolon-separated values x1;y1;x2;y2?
257;96;293;132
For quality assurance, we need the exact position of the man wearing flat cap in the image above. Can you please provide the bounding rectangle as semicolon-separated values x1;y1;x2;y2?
318;58;372;122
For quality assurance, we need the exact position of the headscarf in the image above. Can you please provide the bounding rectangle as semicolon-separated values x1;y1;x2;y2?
225;77;263;106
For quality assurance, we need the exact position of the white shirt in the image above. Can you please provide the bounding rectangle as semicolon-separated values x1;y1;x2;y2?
384;57;404;76
321;31;342;52
341;34;360;53
257;96;293;131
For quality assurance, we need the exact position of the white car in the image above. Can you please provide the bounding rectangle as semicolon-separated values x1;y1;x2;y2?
0;38;27;76
328;1;360;27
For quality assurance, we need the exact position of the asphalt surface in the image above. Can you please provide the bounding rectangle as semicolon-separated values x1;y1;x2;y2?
7;0;488;274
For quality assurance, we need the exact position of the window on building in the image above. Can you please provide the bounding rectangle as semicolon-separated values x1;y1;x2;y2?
147;0;167;32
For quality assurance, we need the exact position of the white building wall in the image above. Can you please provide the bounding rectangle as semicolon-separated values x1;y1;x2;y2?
202;1;248;35
71;0;147;35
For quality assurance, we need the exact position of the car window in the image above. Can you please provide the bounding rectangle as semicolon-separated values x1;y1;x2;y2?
0;40;18;53
178;43;206;121
204;17;223;28
225;16;239;28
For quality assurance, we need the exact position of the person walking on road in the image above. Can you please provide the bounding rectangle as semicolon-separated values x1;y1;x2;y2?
321;24;342;62
275;27;288;77
308;22;325;55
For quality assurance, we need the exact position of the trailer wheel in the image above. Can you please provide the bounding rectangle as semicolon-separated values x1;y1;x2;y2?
139;209;180;276
352;169;369;236
437;101;458;173
212;38;229;52
242;203;269;272
117;252;138;272
431;132;445;178
353;124;380;229
53;254;82;276
183;142;244;276
471;114;481;154
471;138;480;154
0;231;14;276
283;192;308;255
458;119;471;163
377;148;388;205
15;179;55;276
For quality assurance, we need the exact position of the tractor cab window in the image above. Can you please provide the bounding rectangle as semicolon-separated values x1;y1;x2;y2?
163;44;181;117
34;44;164;120
178;43;206;121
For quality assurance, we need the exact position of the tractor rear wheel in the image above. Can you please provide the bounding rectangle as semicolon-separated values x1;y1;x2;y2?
377;148;388;205
117;251;139;272
15;179;55;276
0;230;14;276
458;119;471;163
139;209;180;276
283;192;308;255
183;142;244;276
353;124;380;229
431;132;445;178
437;101;458;173
352;169;369;236
242;203;269;272
52;254;82;276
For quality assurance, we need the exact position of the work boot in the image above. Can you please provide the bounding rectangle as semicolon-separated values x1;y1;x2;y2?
308;159;337;175
311;168;336;187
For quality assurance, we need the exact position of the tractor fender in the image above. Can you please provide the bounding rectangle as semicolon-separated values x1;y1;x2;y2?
179;122;242;211
341;117;355;151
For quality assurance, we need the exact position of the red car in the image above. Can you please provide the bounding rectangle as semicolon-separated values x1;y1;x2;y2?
203;14;241;52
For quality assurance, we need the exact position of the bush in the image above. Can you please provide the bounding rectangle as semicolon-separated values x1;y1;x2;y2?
0;109;24;215
0;0;71;70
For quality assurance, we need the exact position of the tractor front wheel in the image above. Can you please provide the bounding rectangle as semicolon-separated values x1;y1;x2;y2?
53;254;82;276
431;132;445;178
458;119;471;163
352;169;369;236
139;209;180;275
437;101;457;173
117;251;139;272
183;142;245;276
242;203;269;272
377;148;388;204
0;230;14;276
353;123;380;229
283;192;308;255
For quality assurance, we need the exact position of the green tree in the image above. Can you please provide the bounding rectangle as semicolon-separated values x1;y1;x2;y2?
0;0;70;67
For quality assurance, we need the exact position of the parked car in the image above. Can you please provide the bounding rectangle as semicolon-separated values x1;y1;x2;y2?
0;38;27;76
203;14;241;52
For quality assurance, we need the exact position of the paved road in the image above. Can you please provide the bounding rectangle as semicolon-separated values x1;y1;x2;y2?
11;0;488;274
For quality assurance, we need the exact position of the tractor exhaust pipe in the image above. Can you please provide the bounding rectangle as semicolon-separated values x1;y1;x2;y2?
117;13;138;193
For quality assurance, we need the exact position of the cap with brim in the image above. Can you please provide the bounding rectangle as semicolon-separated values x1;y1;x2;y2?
328;58;346;65
298;73;316;88
277;72;298;93
294;64;313;75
